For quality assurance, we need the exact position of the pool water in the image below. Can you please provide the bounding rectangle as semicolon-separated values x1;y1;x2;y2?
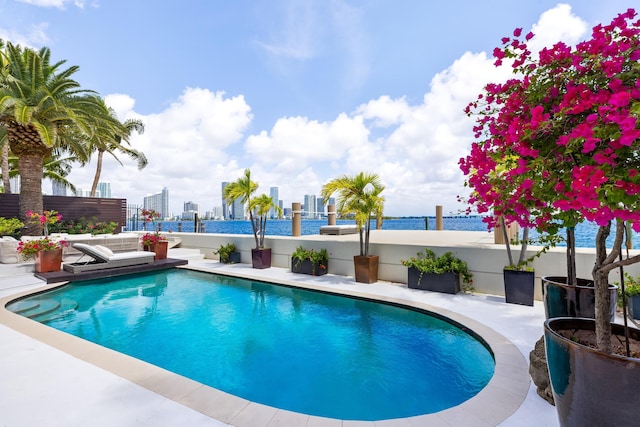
8;269;495;421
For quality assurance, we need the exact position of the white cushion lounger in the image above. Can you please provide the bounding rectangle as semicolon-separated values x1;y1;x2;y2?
63;243;156;273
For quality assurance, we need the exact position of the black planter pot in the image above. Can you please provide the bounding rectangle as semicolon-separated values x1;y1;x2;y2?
629;295;640;320
544;317;640;426
291;257;328;276
407;268;460;294
222;251;241;264
503;269;535;306
542;276;618;321
251;248;272;269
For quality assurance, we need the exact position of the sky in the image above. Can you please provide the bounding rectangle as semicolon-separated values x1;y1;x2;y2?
0;0;634;217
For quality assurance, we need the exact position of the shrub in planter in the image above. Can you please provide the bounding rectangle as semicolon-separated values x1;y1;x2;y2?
214;243;240;264
401;249;473;294
291;246;328;276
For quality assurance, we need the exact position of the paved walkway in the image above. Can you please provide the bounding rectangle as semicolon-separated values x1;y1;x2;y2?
0;258;559;427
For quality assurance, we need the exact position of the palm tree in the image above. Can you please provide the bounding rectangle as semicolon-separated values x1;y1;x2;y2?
0;41;116;234
83;98;146;197
321;172;385;257
223;169;282;249
248;193;282;249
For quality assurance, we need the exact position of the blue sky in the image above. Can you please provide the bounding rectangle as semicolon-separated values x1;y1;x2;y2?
0;0;634;217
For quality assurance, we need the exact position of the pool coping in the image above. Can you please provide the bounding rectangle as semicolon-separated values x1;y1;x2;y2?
0;264;530;427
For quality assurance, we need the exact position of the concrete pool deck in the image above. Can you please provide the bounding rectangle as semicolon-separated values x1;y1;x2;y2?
0;254;559;427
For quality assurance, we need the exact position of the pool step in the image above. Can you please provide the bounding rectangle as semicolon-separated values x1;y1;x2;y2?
8;298;78;322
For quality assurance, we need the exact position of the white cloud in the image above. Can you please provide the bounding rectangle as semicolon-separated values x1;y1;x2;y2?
16;0;87;8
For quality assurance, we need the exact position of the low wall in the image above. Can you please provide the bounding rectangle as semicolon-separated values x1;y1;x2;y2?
151;230;640;300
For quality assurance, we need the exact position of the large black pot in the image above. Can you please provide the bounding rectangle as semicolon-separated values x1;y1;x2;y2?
542;276;618;321
503;269;534;306
544;317;640;426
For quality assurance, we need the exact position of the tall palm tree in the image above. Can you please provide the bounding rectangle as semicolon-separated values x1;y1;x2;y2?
83;98;146;197
223;169;260;248
321;172;385;256
248;193;282;249
0;41;117;234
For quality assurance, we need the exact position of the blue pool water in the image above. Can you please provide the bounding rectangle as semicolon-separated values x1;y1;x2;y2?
8;269;495;420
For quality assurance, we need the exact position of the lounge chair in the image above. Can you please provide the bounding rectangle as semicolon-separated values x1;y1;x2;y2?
63;243;155;273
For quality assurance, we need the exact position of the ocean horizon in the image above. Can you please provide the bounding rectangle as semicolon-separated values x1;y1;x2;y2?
129;216;640;250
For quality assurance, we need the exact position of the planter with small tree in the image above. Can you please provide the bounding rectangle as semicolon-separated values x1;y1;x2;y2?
224;169;282;269
321;172;384;283
460;10;640;425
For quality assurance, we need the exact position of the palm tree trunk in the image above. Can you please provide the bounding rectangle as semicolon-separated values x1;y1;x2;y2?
90;149;104;197
1;142;10;193
18;153;45;235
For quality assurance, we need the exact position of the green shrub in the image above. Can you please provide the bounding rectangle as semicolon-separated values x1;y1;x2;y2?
402;248;473;292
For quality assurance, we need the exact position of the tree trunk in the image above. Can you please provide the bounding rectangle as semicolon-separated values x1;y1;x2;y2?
18;153;45;235
90;149;104;197
1;142;10;193
593;222;613;353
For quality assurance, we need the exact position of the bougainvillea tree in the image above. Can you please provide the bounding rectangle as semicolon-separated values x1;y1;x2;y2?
459;9;640;353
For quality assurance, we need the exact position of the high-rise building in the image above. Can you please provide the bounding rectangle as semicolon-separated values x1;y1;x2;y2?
52;182;67;196
221;182;229;220
144;187;169;219
231;198;244;220
269;187;279;219
303;194;316;218
182;200;200;220
97;182;111;198
316;198;325;217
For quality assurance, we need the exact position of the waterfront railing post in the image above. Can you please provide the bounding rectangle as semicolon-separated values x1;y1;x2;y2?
328;204;336;226
292;202;301;236
436;205;444;230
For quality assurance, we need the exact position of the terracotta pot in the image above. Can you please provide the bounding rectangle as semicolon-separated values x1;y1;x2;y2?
504;269;535;306
353;255;378;283
542;276;617;321
144;240;168;260
34;248;63;273
544;317;640;426
251;248;272;269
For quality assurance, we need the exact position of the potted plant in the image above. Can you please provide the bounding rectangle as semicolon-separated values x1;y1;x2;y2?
26;210;62;237
214;243;241;264
460;11;640;425
140;208;168;259
224;169;282;269
17;237;68;272
401;249;473;294
623;273;640;321
291;246;328;276
321;172;384;283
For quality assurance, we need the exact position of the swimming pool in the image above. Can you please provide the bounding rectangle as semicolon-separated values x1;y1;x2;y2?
7;269;495;421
